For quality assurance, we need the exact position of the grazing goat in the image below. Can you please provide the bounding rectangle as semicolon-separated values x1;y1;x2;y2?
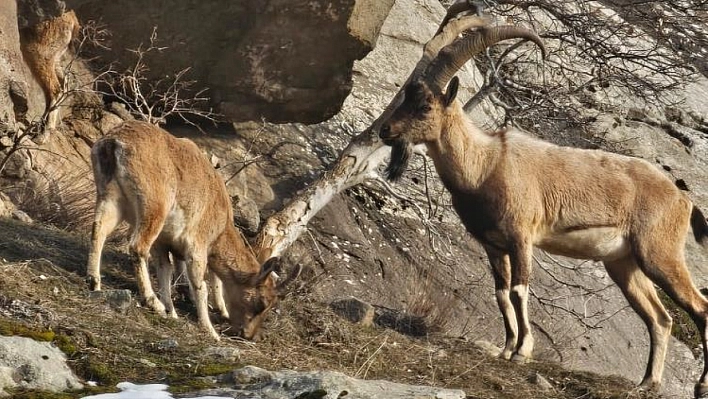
87;121;300;340
19;10;80;129
378;4;708;397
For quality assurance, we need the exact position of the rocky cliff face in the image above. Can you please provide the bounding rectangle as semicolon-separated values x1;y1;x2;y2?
66;0;394;123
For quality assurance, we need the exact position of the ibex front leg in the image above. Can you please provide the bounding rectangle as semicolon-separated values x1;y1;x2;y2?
185;251;220;340
509;242;534;363
485;247;518;360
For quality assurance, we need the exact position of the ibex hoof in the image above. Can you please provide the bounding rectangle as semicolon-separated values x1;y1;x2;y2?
637;380;659;392
695;383;708;398
498;349;514;360
86;276;100;291
511;353;530;364
144;296;167;316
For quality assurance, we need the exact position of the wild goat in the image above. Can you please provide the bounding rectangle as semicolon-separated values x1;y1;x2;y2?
87;121;300;340
378;5;708;397
19;10;80;129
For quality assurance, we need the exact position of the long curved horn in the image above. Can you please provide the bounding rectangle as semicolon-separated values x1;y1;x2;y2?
371;5;490;132
412;15;492;80
425;26;547;91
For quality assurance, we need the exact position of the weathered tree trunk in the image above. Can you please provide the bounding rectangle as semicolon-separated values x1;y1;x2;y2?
253;3;488;262
253;126;389;262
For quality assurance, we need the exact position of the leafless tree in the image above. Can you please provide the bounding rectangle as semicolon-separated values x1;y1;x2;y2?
99;27;218;126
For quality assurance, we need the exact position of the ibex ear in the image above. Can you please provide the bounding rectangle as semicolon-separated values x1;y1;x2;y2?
443;76;460;108
253;257;281;286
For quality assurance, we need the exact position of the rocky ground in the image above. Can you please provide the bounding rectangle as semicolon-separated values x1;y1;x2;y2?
0;217;655;398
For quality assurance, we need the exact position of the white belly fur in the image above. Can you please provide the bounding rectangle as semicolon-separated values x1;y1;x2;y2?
537;227;630;262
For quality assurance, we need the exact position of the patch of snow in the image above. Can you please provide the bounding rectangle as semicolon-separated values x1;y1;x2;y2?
81;382;228;399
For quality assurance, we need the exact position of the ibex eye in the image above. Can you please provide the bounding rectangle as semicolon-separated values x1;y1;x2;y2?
421;105;432;113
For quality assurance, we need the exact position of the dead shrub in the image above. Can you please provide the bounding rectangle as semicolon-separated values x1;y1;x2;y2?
6;167;94;232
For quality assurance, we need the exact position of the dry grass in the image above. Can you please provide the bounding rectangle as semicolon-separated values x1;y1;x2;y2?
0;217;660;399
5;167;95;233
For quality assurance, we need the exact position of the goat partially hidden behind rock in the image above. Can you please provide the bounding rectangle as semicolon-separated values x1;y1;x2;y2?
378;4;708;398
87;121;300;340
19;10;80;129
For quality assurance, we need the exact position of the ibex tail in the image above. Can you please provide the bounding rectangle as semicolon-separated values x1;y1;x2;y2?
90;138;122;194
691;206;708;245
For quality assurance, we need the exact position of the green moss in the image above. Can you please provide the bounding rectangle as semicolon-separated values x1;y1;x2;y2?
3;390;77;399
88;362;116;384
53;334;78;357
6;387;111;399
168;379;215;394
0;319;55;341
195;362;235;376
0;319;80;357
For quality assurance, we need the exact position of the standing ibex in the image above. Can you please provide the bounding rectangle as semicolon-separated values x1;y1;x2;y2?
19;10;80;129
87;121;300;340
378;3;708;397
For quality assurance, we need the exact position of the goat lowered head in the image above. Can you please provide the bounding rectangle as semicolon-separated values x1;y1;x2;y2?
225;257;302;340
380;24;545;181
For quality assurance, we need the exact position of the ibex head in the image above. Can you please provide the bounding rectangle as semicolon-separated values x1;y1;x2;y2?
379;8;545;181
226;257;301;340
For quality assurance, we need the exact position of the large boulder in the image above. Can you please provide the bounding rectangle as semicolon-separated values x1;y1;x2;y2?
0;0;30;127
191;366;466;399
66;0;395;124
0;335;83;394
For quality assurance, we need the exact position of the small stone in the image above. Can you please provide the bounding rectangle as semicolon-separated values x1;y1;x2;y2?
88;289;133;313
138;358;156;368
153;339;179;352
528;372;554;391
203;346;240;363
472;340;502;358
11;210;32;224
224;366;272;385
0;136;13;148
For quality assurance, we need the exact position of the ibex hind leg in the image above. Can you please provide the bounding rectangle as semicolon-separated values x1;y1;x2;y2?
128;211;168;316
603;257;671;392
86;188;123;291
154;247;178;319
633;237;708;397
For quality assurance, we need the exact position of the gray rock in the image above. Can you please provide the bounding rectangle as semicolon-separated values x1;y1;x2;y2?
330;297;375;327
0;193;15;218
203;346;240;363
192;366;466;399
0;336;82;392
0;366;19;395
11;209;32;223
152;339;179;352
232;194;260;236
88;289;133;313
528;372;554;392
220;365;273;385
472;340;502;358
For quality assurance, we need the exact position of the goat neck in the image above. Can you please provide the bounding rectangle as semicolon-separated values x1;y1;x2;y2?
426;102;500;192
